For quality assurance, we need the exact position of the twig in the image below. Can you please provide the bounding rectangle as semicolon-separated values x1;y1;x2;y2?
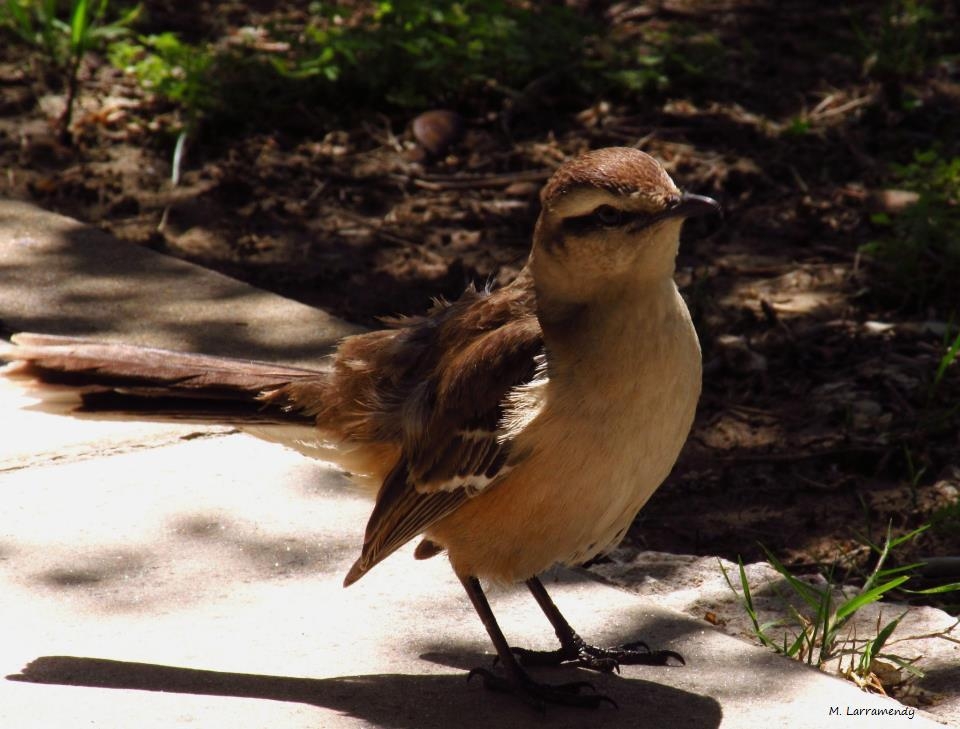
788;165;809;193
394;169;550;191
810;95;875;121
171;131;188;186
320;205;420;248
811;93;837;117
886;618;960;647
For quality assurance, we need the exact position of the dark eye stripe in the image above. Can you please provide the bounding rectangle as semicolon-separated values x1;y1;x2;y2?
561;208;649;235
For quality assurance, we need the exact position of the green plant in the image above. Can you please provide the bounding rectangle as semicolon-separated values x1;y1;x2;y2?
101;2;723;137
659;26;726;89
722;524;960;693
586;28;667;96
108;32;216;127
932;325;960;393
853;0;952;107
2;0;65;60
783;116;813;137
588;23;726;100
857;0;938;76
861;149;960;313
270;0;594;109
1;0;140;140
103;1;599;133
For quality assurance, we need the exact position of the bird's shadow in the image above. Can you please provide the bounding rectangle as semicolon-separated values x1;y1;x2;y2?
8;654;722;729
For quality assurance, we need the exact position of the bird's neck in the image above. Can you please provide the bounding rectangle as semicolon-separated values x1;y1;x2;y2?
536;275;690;382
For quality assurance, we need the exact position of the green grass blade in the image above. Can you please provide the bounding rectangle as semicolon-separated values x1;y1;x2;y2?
877;653;925;679
934;328;960;388
814;582;834;664
39;0;63;58
41;0;57;24
873;612;907;654
114;4;142;28
70;0;91;51
719;557;785;651
874;561;927;579
785;630;807;658
719;558;756;621
888;523;930;549
4;2;34;40
737;558;754;607
835;576;909;622
903;582;960;595
858;612;907;673
761;545;826;610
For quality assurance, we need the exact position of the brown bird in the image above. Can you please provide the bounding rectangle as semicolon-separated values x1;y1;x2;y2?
1;147;720;708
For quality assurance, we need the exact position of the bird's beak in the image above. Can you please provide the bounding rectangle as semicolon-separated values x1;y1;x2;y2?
644;193;722;230
670;192;722;220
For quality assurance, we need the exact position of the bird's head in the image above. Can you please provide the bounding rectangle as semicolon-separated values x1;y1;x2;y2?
530;147;719;309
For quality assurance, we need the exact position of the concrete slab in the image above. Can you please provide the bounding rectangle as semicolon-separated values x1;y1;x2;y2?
0;200;948;727
0;425;942;729
0;199;361;363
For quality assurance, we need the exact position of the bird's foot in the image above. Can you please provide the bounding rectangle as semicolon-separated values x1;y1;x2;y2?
467;666;617;710
511;635;684;673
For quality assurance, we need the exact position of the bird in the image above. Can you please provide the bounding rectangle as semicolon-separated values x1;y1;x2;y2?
1;147;720;709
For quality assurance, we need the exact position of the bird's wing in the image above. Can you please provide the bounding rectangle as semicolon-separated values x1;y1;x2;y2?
342;456;470;585
342;287;544;585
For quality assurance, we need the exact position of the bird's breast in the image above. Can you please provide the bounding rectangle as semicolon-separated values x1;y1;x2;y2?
431;284;701;582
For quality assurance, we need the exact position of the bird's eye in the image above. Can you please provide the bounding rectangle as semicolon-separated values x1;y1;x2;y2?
593;205;623;227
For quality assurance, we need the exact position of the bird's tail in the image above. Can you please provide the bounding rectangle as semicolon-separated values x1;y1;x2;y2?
0;332;327;426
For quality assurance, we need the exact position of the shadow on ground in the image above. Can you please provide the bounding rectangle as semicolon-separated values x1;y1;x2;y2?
8;655;722;729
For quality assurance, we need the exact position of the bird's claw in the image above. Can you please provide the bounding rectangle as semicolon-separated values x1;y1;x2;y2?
510;639;684;673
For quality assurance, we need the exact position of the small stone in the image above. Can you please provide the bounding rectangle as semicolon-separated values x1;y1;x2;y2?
868;188;921;214
411;110;464;157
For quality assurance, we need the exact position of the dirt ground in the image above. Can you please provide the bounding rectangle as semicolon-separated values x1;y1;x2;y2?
1;1;958;604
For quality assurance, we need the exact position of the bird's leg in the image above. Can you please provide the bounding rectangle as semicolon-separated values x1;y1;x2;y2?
511;576;685;673
458;575;615;709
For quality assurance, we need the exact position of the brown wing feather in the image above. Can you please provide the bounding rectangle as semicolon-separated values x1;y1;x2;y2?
343;457;469;585
336;271;544;584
